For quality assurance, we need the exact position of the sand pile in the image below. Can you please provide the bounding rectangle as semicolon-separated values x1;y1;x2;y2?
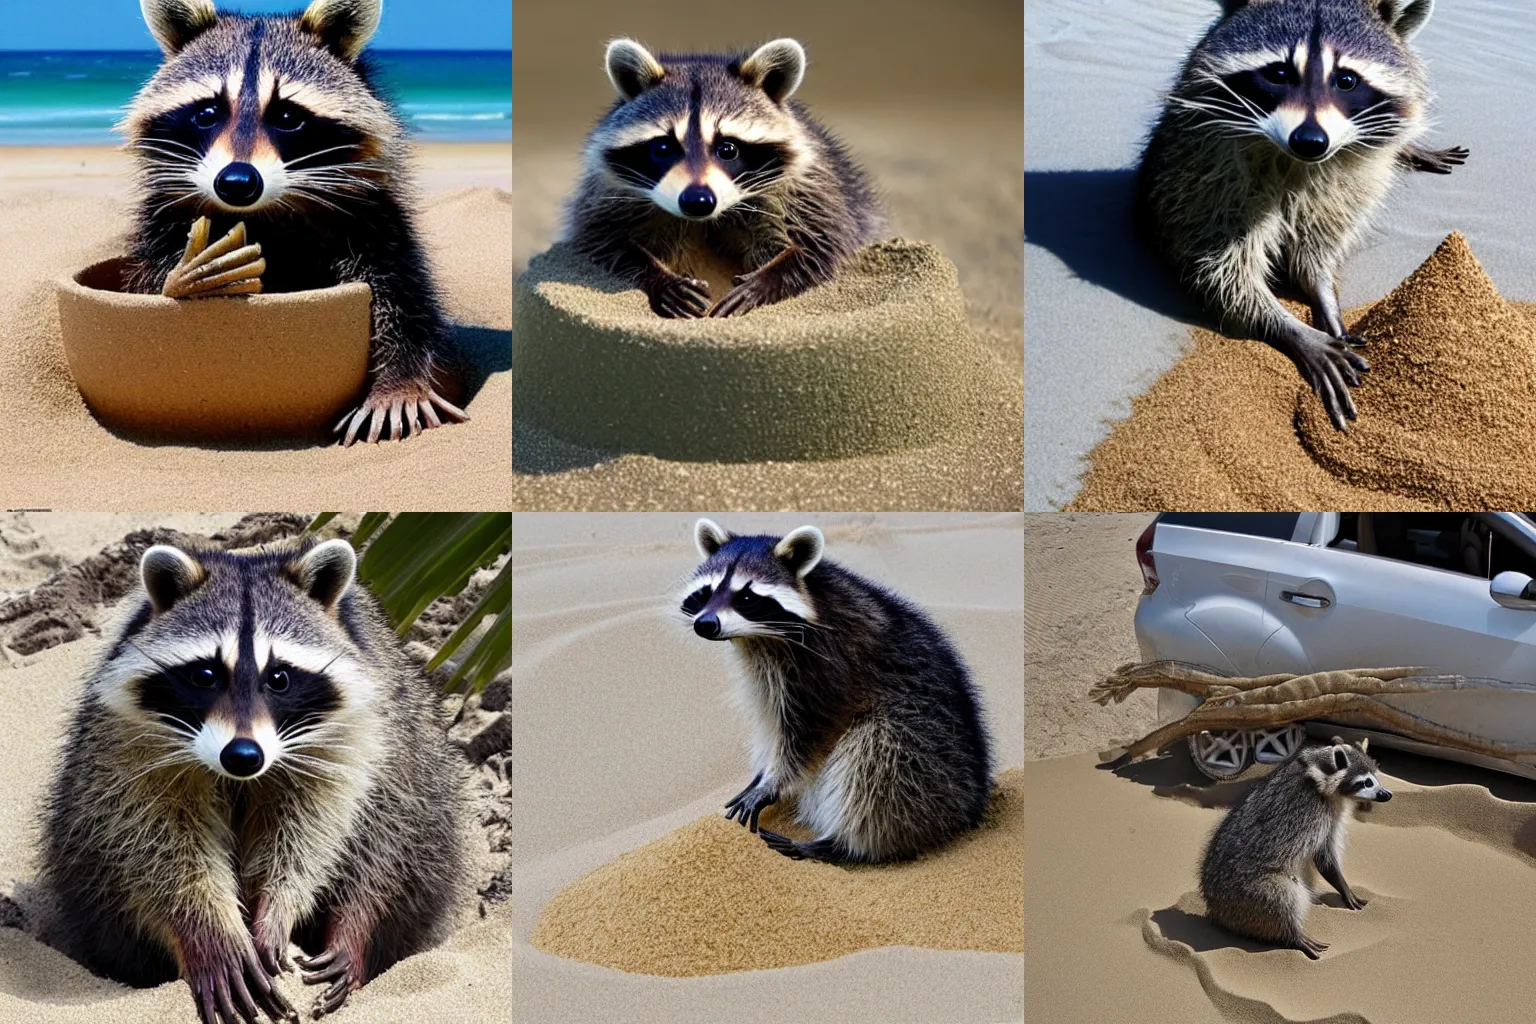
1069;233;1536;510
514;240;996;460
530;769;1023;977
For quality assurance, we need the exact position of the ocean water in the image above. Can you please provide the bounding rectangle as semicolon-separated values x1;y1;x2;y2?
0;50;510;145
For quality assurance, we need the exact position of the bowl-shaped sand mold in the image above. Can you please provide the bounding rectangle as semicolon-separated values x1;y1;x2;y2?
57;258;371;442
513;240;990;461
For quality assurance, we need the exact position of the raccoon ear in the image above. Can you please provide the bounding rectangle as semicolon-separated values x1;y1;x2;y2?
141;545;206;614
740;39;806;105
774;526;824;579
1358;737;1369;753
140;0;218;55
695;518;731;558
291;539;357;611
606;39;665;100
1333;747;1349;773
1379;0;1433;39
300;0;383;62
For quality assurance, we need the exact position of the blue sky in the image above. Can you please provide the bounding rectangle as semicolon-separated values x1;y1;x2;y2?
1;0;511;50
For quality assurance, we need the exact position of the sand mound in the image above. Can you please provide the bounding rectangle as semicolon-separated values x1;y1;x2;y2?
1069;233;1536;510
530;768;1023;976
1298;233;1536;506
514;240;995;461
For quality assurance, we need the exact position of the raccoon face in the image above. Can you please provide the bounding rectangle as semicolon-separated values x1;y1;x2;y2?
680;518;823;640
125;0;395;216
1182;0;1430;162
94;538;376;782
592;38;809;220
1306;738;1392;803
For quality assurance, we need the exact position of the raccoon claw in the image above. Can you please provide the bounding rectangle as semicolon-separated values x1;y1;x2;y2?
163;217;265;299
1298;936;1329;959
1292;336;1369;432
647;275;711;318
298;946;360;1019
1398;143;1469;174
186;940;298;1024
724;774;778;833
1342;893;1368;911
709;275;773;318
334;382;468;446
1341;332;1367;349
758;829;807;859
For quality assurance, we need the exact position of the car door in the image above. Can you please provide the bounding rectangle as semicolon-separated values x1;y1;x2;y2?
1263;517;1536;683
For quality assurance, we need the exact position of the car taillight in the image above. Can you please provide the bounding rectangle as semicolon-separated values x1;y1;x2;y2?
1136;521;1158;594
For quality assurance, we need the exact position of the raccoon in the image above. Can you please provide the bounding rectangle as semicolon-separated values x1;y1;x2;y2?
1199;737;1391;958
563;38;886;319
1137;0;1467;431
39;536;466;1023
678;519;992;863
122;0;467;445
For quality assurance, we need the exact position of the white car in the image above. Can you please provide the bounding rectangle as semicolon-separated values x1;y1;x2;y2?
1134;512;1536;779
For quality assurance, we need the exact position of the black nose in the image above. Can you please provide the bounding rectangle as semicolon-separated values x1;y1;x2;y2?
1375;790;1392;802
214;162;264;207
694;613;722;639
1288;123;1330;161
678;185;716;219
220;738;264;777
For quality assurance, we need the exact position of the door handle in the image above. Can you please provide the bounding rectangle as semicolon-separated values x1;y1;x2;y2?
1281;590;1330;609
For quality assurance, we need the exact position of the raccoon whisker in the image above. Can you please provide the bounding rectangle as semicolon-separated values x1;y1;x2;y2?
281;143;365;170
283;186;354;217
146;189;204;219
129;138;205;162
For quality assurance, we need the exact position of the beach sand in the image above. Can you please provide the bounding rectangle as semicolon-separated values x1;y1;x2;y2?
512;512;1024;1023
1025;0;1536;508
1025;512;1536;1023
0;143;510;508
513;0;1022;510
0;513;511;1024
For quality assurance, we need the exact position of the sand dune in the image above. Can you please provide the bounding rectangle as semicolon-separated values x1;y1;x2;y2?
512;512;1023;1023
0;144;510;508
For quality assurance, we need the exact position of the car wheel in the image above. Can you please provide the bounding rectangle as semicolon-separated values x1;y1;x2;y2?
1251;723;1307;764
1187;729;1253;780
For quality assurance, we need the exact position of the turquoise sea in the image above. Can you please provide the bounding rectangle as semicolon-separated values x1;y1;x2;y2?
0;50;510;145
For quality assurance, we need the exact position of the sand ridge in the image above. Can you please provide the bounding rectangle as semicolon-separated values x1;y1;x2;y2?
1070;233;1536;510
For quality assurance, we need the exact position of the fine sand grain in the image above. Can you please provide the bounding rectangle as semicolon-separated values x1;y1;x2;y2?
0;515;511;1024
1069;234;1536;510
0;144;510;508
512;512;1023;1024
1026;512;1536;1024
514;240;999;462
530;770;1022;976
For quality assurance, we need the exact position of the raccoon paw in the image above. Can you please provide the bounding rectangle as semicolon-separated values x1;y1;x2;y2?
1342;892;1368;911
723;774;778;833
250;894;293;976
295;945;363;1019
709;273;778;318
758;829;808;860
183;935;299;1024
646;274;711;318
162;217;265;299
334;379;469;446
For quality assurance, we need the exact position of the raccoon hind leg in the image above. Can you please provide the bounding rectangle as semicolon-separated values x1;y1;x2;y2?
758;829;856;864
1214;873;1326;958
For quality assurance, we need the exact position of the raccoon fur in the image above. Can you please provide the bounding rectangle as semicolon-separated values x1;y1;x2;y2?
1199;738;1391;958
1137;0;1466;431
563;38;886;319
122;0;467;445
39;536;466;1023
678;519;992;863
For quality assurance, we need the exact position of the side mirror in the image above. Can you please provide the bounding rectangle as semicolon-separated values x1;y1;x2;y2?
1490;571;1536;610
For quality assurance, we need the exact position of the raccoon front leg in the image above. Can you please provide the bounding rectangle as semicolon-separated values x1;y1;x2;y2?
1291;251;1365;350
723;771;780;832
709;245;817;318
1314;845;1367;911
759;830;856;864
178;926;300;1024
333;266;468;446
1198;238;1368;431
1397;143;1469;175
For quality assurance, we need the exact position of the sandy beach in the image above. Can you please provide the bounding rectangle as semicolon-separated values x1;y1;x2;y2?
512;512;1023;1023
1025;512;1536;1023
1025;0;1536;509
0;143;510;508
513;0;1022;510
0;513;511;1023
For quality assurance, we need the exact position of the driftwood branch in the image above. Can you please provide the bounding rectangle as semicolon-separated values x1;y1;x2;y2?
1093;660;1536;763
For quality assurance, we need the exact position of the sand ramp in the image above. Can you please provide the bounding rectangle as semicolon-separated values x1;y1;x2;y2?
530;769;1023;977
1072;233;1536;510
